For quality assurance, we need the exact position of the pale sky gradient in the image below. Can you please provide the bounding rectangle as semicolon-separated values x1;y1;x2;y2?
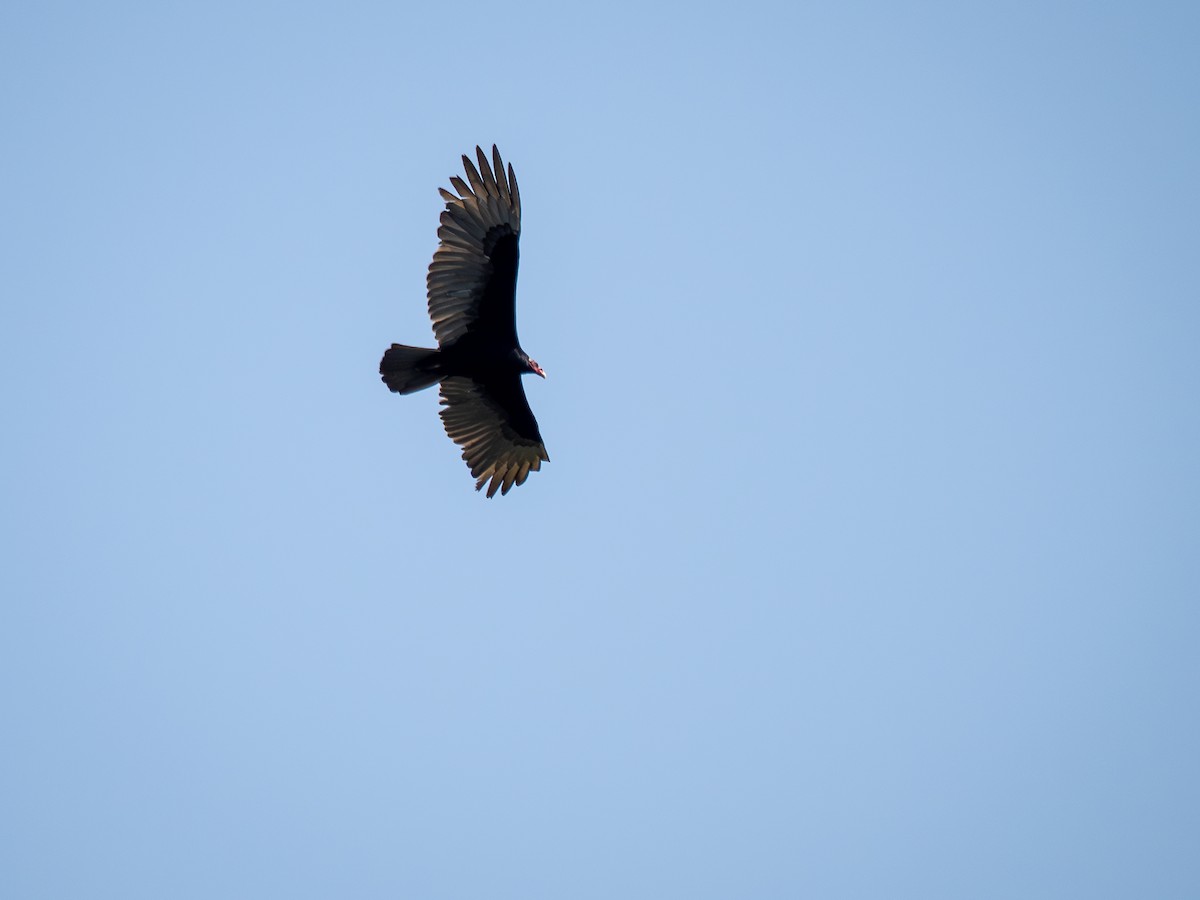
2;2;1198;898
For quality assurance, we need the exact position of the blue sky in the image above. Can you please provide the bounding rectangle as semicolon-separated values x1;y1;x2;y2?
2;2;1198;897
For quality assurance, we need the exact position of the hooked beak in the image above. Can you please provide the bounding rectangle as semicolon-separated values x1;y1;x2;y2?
529;359;546;378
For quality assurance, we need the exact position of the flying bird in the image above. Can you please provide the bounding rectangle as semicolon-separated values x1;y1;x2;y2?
380;146;548;497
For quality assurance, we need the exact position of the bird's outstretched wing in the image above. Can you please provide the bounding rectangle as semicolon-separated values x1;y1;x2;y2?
439;375;549;498
426;145;522;347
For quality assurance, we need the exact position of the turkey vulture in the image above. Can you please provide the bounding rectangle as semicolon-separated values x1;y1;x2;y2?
379;146;548;497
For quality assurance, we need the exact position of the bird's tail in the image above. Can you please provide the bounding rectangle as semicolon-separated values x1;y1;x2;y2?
380;344;443;394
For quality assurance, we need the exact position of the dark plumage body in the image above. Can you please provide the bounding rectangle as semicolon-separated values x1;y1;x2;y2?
379;147;548;497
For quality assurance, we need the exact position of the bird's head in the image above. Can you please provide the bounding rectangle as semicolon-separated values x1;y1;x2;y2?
515;348;545;378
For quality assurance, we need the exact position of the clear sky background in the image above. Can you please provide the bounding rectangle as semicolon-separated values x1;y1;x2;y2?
2;2;1198;897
